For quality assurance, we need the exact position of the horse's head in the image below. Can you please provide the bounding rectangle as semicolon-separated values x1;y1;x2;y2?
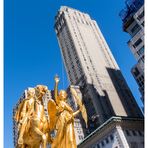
35;85;48;99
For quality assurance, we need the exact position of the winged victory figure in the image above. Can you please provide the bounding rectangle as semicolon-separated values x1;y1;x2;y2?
47;76;88;148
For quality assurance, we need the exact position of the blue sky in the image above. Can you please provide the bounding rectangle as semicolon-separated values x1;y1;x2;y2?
4;0;143;147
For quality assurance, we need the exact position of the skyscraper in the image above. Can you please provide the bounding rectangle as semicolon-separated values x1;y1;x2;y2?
54;6;143;130
119;0;144;102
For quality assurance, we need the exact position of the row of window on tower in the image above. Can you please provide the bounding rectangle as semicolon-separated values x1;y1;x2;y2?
92;134;114;148
125;129;144;137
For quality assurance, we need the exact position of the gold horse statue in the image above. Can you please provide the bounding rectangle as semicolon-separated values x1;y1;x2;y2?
15;85;52;148
14;76;88;148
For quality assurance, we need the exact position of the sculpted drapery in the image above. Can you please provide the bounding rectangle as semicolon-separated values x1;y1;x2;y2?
50;76;80;148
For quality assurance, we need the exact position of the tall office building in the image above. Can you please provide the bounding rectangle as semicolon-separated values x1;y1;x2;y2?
119;0;144;102
54;6;143;131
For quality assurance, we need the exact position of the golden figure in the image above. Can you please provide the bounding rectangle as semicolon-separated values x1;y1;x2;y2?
14;76;88;148
48;76;87;148
15;88;36;145
15;85;52;148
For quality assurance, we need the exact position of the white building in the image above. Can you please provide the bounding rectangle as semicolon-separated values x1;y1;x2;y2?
74;118;85;145
78;116;144;148
119;0;144;102
42;90;52;120
55;6;143;131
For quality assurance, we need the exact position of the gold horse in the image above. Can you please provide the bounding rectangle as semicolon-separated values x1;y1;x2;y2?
15;85;52;148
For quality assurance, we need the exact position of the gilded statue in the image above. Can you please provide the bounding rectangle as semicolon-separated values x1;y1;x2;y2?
14;85;52;148
14;76;88;148
48;76;88;148
15;88;35;145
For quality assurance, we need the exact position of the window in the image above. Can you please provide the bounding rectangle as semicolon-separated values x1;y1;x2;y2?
65;8;68;12
137;46;144;56
110;134;114;140
101;141;105;147
96;144;100;148
78;135;83;140
133;67;140;77
132;130;137;136
133;39;142;47
138;130;143;136
125;130;131;136
131;24;140;33
105;138;109;144
137;11;144;20
141;55;144;62
86;21;89;25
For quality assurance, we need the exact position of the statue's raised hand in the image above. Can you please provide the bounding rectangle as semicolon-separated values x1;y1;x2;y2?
55;75;60;84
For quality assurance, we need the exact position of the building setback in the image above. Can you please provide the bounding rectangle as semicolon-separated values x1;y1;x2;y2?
54;6;143;132
119;0;144;102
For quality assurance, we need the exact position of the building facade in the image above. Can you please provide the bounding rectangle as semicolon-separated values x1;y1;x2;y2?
119;0;144;102
54;6;143;132
74;118;85;145
78;116;144;148
42;90;52;120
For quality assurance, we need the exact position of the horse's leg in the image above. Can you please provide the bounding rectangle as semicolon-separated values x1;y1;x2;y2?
33;127;47;148
43;133;48;148
33;127;46;138
41;135;47;148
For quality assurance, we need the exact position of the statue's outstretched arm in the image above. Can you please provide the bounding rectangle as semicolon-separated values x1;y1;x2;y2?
73;109;80;117
62;101;80;117
62;101;73;113
70;86;88;127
